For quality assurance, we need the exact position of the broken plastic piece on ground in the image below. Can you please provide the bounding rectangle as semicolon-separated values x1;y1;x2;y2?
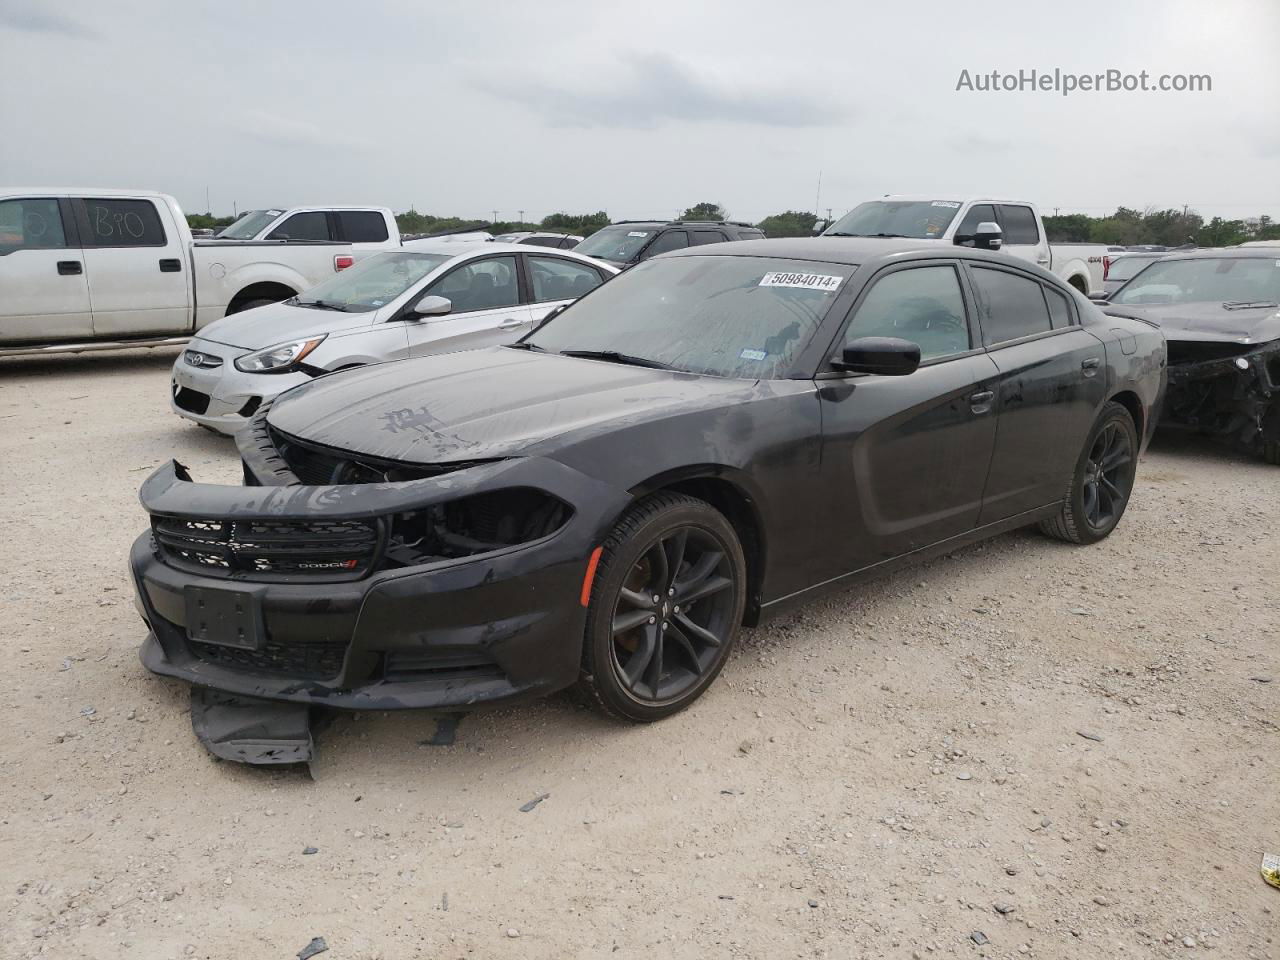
296;936;329;959
519;793;550;812
419;711;466;747
190;687;314;765
1263;852;1280;890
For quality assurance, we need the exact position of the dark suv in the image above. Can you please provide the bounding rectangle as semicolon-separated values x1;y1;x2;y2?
573;220;765;269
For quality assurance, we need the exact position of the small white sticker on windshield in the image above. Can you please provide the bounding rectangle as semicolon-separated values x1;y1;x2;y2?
739;348;767;361
627;231;649;238
267;209;284;216
931;200;961;208
759;271;843;292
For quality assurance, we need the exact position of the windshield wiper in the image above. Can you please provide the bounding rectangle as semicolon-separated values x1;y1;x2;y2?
558;349;674;370
1223;300;1279;310
506;341;547;352
294;299;348;312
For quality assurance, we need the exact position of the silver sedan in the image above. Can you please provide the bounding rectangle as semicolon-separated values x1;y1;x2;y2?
170;240;617;435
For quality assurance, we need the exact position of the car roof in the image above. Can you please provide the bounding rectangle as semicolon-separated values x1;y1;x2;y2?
395;240;618;270
1140;247;1280;262
661;236;1029;266
871;194;1034;205
1;187;168;198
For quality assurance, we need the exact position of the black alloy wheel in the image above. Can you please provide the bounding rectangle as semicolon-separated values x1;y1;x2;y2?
1040;401;1139;544
581;493;746;722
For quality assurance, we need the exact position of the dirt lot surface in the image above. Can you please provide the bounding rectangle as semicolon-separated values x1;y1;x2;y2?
1;349;1277;960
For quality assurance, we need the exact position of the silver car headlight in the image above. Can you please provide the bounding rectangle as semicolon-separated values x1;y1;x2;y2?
234;336;327;373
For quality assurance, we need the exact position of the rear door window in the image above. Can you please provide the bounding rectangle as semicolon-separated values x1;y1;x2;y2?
969;266;1054;345
337;211;389;243
527;255;604;302
692;230;729;245
998;205;1040;245
643;230;689;258
78;198;167;247
268;211;330;241
0;197;68;251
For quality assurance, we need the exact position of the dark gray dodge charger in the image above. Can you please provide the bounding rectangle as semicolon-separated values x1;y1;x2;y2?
131;239;1166;724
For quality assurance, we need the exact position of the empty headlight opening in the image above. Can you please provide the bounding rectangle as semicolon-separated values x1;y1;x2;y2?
384;488;572;568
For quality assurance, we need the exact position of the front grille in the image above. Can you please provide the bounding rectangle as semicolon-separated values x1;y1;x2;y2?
184;350;223;369
153;515;382;579
174;386;211;415
191;637;347;680
383;649;504;683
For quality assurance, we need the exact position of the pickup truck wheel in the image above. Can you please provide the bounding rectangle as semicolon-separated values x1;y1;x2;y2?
1039;402;1138;544
228;298;276;314
580;493;745;723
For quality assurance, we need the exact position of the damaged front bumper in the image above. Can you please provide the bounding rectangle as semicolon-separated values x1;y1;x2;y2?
1163;339;1280;451
130;455;630;711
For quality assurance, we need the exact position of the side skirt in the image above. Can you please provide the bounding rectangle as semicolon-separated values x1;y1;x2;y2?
758;503;1061;619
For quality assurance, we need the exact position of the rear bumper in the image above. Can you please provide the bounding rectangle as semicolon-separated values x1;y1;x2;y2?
130;458;630;710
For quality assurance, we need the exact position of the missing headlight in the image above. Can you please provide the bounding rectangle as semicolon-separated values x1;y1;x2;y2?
383;488;572;568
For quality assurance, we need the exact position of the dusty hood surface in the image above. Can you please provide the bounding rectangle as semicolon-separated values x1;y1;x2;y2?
196;301;375;350
266;347;758;464
1104;301;1280;344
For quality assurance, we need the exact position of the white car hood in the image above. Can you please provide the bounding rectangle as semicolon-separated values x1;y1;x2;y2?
195;301;377;350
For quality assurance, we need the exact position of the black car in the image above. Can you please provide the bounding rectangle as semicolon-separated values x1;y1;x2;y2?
1100;248;1280;463
131;239;1164;727
573;219;765;269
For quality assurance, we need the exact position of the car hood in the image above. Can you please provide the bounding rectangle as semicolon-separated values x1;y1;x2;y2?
1103;301;1280;344
266;347;758;465
196;301;375;350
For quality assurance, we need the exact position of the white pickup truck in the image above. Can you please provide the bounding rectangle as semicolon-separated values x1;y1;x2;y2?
822;196;1120;294
0;189;370;356
212;205;401;249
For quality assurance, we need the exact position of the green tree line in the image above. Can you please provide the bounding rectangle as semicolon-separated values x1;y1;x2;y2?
1043;207;1280;247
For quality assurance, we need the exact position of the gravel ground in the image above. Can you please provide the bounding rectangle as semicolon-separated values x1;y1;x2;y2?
1;348;1277;960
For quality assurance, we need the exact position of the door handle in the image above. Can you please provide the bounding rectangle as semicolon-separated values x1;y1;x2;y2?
159;258;182;273
1081;357;1101;376
1036;256;1051;265
498;318;526;329
969;389;995;413
57;260;82;276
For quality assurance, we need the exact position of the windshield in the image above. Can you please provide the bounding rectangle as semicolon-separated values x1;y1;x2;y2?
215;209;283;240
574;225;657;262
1111;257;1280;306
1107;255;1161;282
825;200;961;239
527;255;854;378
295;252;450;312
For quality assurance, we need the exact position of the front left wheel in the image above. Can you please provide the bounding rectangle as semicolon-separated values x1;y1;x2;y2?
580;493;746;722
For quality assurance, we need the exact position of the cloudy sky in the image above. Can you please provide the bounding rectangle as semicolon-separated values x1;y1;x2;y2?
2;0;1277;223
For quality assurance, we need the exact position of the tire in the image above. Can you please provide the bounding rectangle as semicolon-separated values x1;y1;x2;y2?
1039;401;1139;544
228;298;277;315
579;493;746;722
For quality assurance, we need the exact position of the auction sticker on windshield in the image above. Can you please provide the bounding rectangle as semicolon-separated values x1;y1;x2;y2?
759;271;843;291
627;231;649;238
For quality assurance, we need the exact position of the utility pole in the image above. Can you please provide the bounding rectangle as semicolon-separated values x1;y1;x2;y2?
814;169;823;218
826;207;832;223
205;185;211;215
492;210;499;225
518;209;524;225
1053;207;1060;217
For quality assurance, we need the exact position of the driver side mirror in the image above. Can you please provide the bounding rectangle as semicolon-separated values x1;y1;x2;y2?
411;294;452;318
811;219;830;235
832;336;921;376
971;221;1003;251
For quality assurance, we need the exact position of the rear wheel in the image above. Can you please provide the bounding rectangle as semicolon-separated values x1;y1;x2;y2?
1039;401;1138;544
580;493;745;722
